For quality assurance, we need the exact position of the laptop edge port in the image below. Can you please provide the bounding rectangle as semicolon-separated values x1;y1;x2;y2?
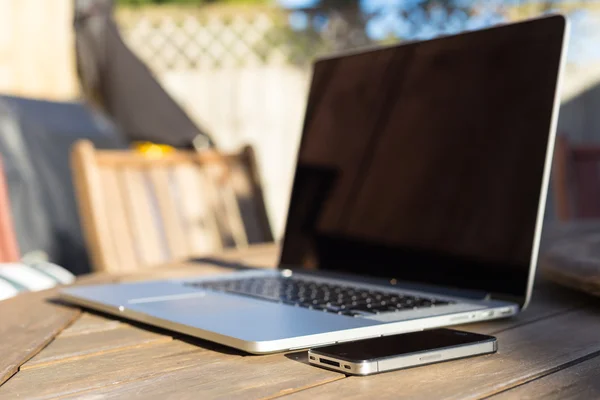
319;358;340;368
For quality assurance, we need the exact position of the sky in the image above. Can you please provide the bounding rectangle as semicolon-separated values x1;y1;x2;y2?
277;0;600;65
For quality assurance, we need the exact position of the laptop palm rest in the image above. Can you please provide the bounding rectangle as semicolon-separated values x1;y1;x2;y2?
128;293;379;342
62;282;379;344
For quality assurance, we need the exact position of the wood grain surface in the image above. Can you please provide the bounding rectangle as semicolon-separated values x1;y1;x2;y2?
0;289;80;386
59;313;122;337
58;352;343;400
22;324;172;370
0;341;218;399
100;167;139;272
542;233;600;297
0;246;276;390
490;354;600;400
2;244;600;399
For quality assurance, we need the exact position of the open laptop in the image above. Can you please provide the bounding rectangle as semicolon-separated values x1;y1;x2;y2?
61;15;569;354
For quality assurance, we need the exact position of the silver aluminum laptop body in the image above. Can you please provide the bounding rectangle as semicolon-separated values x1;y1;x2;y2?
61;15;569;354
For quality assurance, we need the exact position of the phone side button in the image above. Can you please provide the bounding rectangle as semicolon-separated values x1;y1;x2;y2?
419;353;442;362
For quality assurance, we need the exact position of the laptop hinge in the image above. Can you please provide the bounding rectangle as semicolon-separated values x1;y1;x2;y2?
487;292;523;308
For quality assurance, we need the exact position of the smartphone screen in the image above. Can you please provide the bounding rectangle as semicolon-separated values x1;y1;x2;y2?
313;329;495;362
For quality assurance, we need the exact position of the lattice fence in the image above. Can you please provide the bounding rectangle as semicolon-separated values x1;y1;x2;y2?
114;2;541;73
117;3;600;73
116;6;372;71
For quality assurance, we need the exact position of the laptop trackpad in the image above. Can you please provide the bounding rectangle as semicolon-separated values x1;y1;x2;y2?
127;291;380;342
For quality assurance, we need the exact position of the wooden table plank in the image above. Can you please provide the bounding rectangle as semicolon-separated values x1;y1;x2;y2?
0;341;230;399
0;245;277;390
0;289;81;386
0;336;344;400
60;313;122;337
282;306;600;400
4;243;598;399
58;351;343;400
489;354;600;400
0;266;205;387
22;324;172;370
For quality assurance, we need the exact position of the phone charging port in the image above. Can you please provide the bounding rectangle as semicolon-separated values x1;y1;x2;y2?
320;358;340;368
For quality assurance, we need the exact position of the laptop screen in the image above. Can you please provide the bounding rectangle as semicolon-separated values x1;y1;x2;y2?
279;16;566;304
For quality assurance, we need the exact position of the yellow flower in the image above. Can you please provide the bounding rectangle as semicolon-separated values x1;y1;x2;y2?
133;142;175;159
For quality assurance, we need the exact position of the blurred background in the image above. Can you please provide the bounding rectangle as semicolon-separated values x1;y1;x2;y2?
0;0;599;278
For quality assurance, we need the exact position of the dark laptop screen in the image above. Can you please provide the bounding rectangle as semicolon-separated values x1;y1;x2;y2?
279;16;566;303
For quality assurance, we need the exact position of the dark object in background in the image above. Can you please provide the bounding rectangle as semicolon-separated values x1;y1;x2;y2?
0;96;127;275
74;0;214;149
552;134;600;220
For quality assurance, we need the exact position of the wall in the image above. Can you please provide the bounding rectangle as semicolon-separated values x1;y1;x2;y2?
0;0;78;101
559;64;600;143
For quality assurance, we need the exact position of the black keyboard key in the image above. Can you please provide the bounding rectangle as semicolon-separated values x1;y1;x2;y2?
327;301;348;310
188;277;454;316
399;298;416;307
416;299;433;307
350;304;379;314
339;310;364;317
345;299;368;307
395;302;415;310
323;304;344;313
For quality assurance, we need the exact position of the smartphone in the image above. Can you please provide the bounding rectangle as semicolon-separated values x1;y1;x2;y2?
308;329;497;376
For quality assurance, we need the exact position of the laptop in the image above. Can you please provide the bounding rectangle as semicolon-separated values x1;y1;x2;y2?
61;15;569;354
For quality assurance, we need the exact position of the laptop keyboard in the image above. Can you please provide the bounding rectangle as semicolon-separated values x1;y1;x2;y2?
186;277;455;317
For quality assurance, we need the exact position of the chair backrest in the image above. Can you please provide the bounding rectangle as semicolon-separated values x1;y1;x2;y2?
0;158;20;262
71;140;273;272
553;135;600;221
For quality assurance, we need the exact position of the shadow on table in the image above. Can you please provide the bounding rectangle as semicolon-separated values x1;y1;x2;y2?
284;351;311;365
121;314;247;356
174;334;247;356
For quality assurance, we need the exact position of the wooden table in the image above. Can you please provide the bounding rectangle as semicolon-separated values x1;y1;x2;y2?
2;244;600;399
541;221;600;297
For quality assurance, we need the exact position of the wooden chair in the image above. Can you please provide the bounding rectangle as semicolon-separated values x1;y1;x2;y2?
552;135;600;221
71;140;273;272
0;158;20;262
